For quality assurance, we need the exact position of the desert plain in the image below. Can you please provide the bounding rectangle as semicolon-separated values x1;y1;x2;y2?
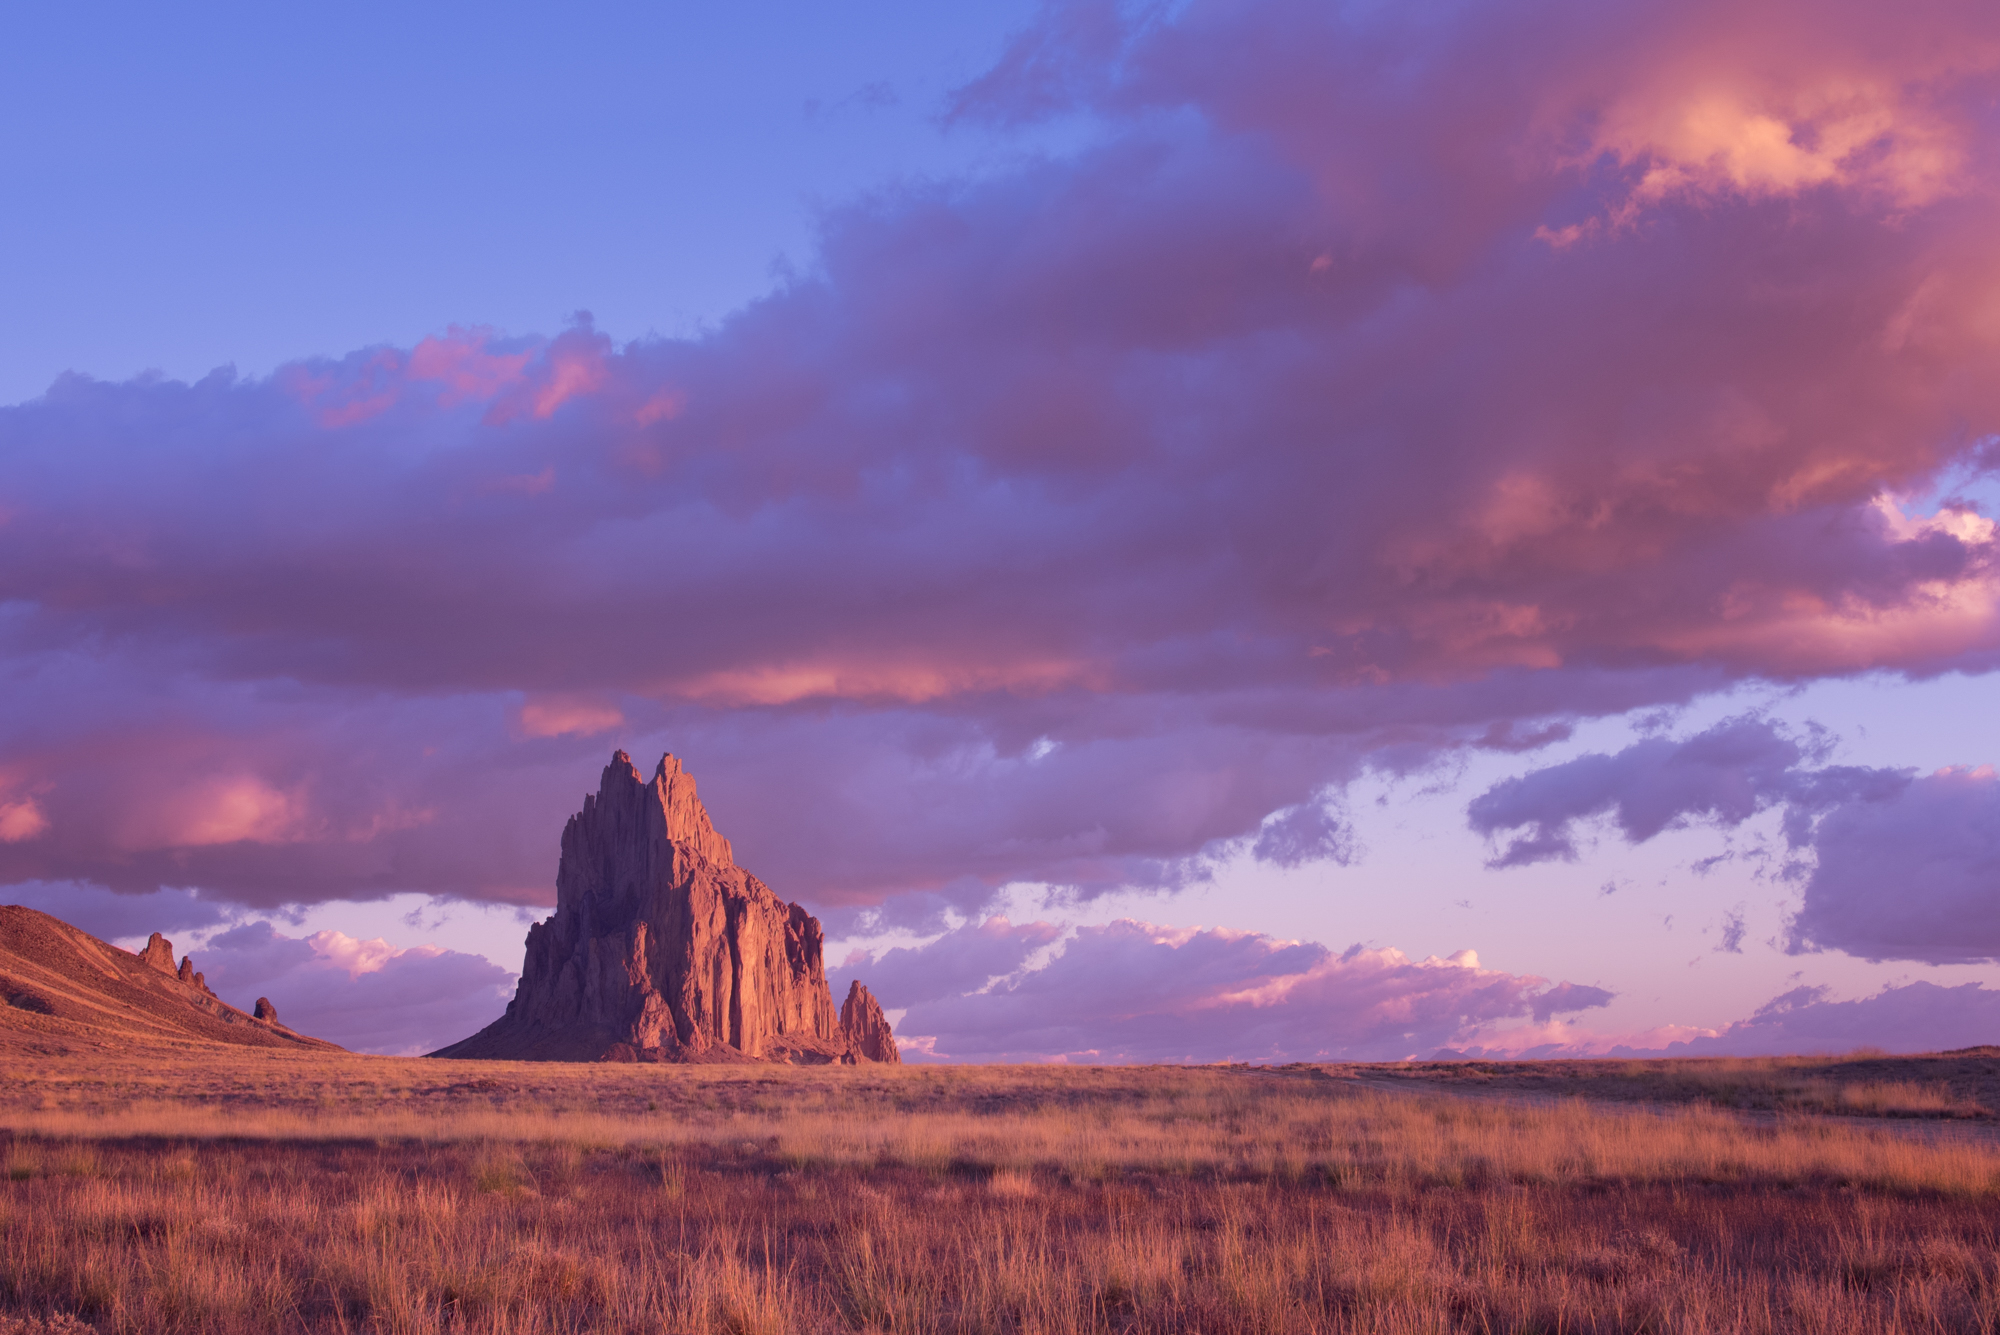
6;1048;2000;1334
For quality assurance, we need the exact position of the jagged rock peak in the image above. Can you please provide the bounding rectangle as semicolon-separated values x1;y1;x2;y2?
139;933;176;973
137;936;215;996
841;981;901;1064
436;748;868;1064
253;997;278;1023
585;749;736;870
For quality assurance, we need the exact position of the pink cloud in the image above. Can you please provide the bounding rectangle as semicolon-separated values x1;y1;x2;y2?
406;327;534;404
634;388;687;426
0;0;1999;923
0;798;46;844
871;918;1612;1063
190;919;515;1055
516;694;624;739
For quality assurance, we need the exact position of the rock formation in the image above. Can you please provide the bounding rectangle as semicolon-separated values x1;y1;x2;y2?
139;932;175;973
840;981;901;1064
175;955;216;996
139;933;218;998
434;751;900;1065
253;997;279;1023
0;906;340;1057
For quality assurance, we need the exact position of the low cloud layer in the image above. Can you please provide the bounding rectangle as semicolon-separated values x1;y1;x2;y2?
3;0;2000;921
186;922;515;1056
1670;981;2000;1056
1461;980;2000;1059
863;917;1613;1063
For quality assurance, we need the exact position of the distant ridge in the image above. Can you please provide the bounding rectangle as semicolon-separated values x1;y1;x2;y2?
0;905;341;1057
434;751;899;1065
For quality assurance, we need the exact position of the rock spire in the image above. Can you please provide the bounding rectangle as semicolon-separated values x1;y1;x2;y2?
138;932;216;998
840;981;901;1064
434;751;900;1065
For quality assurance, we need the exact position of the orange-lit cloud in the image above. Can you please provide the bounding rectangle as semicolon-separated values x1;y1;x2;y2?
162;778;308;848
635;389;687;426
664;658;1104;707
1593;82;1966;212
406;328;533;404
307;928;431;978
517;694;625;738
0;798;46;843
531;347;608;420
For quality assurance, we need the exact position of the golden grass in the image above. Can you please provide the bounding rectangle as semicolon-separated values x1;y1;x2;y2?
3;1054;2000;1332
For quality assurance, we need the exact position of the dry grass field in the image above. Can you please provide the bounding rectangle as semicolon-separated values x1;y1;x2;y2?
4;1053;2000;1333
1319;1050;2000;1121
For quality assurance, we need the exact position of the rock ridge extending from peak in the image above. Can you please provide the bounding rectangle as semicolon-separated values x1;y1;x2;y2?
432;750;900;1066
0;907;340;1057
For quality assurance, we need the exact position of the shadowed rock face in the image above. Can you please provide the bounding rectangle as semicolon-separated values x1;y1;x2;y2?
435;751;898;1065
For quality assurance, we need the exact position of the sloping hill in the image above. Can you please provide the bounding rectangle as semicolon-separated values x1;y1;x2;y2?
0;905;341;1057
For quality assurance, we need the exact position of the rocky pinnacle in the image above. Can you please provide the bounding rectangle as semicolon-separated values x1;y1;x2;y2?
433;751;900;1065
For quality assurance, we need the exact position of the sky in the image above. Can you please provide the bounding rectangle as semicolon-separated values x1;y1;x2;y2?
5;0;2000;1061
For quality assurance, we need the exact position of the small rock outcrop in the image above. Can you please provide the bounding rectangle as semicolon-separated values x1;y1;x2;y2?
173;956;216;997
133;934;220;1004
139;933;176;973
253;997;278;1023
433;750;900;1065
840;981;901;1064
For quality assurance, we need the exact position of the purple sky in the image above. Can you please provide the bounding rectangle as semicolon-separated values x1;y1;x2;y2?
6;0;2000;1059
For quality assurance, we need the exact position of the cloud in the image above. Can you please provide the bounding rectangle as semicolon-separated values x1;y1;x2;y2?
1464;979;2000;1059
867;918;1612;1063
4;0;2000;913
1466;715;1908;866
1670;980;2000;1055
516;693;625;739
2;880;236;944
1791;766;2000;964
0;799;46;843
190;920;516;1056
1469;719;2000;965
850;916;1063;1008
1251;795;1357;869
